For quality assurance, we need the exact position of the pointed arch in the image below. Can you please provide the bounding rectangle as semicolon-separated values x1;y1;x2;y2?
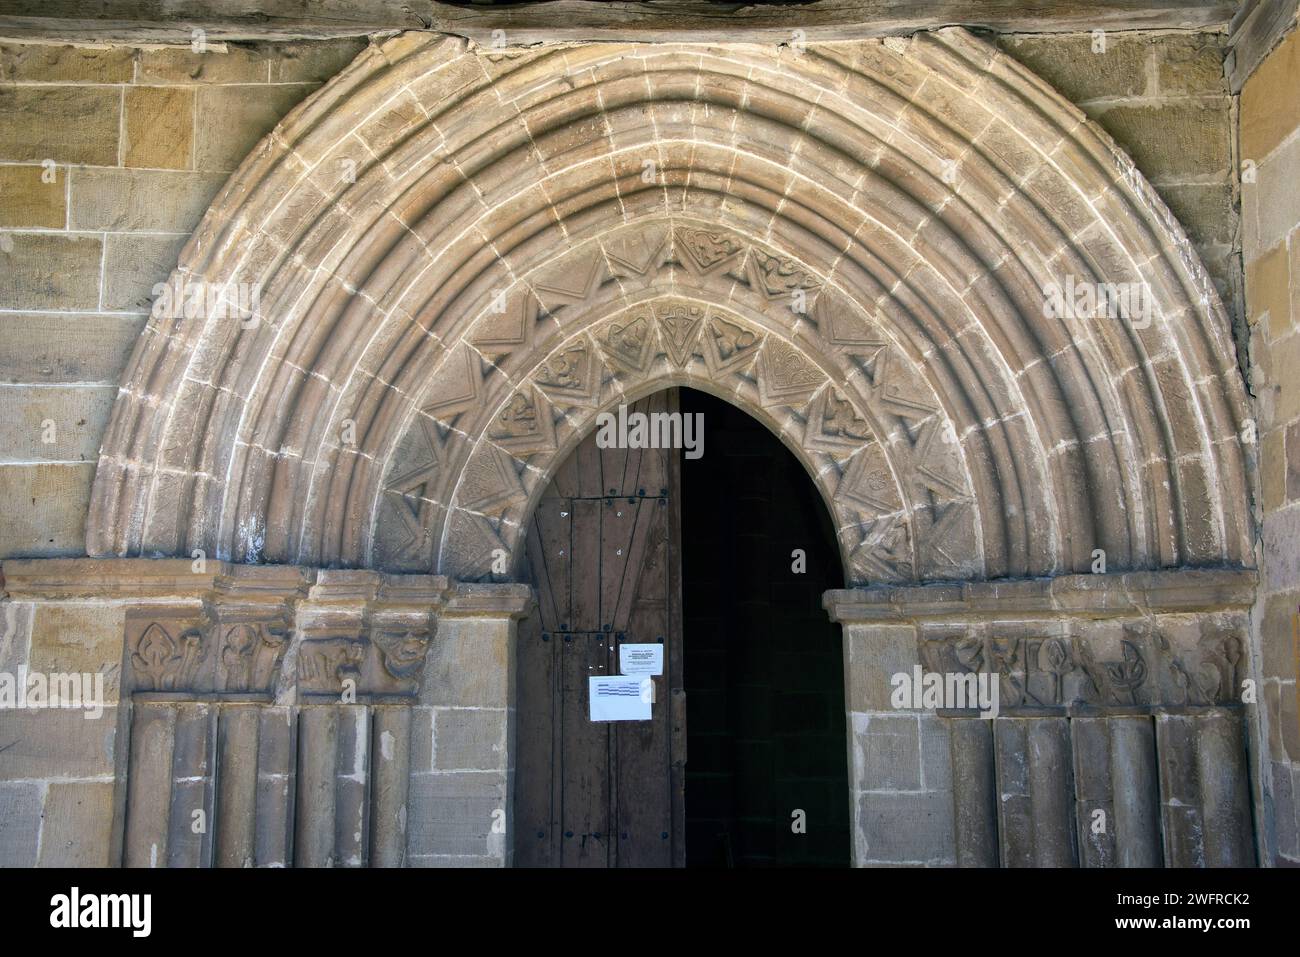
88;29;1252;586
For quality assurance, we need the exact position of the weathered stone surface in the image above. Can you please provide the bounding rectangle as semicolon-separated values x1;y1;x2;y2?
0;86;120;165
0;314;147;383
124;703;175;868
851;712;920;791
406;770;508;861
137;45;270;84
1092;101;1232;181
0;165;65;228
268;39;368;82
0;707;117;780
0;602;33;674
0;462;95;556
1156;33;1228;95
431;707;507;772
1263;507;1300;592
842;625;919;713
0;384;115;463
370;705;412;867
124;86;195;170
102;233;190;312
0;232;102;310
27;602;125;701
1247;239;1292;334
1242;26;1300;160
37;781;115;866
999;33;1151;103
0;783;44;867
948;718;997;866
194;83;319;171
857;790;955;865
69;168;227;232
1161;183;1236;248
215;705;260;868
421;618;513;709
0;43;134;83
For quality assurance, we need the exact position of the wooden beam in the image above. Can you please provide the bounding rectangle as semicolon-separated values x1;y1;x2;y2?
0;1;1240;45
1225;0;1299;90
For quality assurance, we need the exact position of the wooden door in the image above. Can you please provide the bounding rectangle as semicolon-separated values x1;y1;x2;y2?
513;390;686;867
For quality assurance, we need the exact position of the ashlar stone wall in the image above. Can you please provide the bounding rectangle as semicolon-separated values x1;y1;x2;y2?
1240;16;1300;867
0;38;363;556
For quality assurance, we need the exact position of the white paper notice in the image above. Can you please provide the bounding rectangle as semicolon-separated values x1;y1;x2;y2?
588;676;652;721
619;643;664;676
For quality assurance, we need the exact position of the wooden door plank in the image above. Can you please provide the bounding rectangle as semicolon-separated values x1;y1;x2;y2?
662;390;688;868
560;629;612;866
513;533;556;868
614;491;675;866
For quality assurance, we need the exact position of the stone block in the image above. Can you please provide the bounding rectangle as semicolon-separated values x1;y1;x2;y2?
0;43;134;83
194;84;319;172
0;782;44;866
1263;426;1287;512
432;707;507;772
0;86;120;166
0;232;103;310
137;45;269;84
850;712;920;791
1092;101;1232;182
1259;589;1300;682
1280;681;1300;763
0;384;116;463
1246;239;1291;334
1254;134;1300;258
269;40;368;83
1242;27;1300;161
843;624;919;713
857;789;954;864
407;853;503;867
1288;421;1300;505
0;462;95;557
1156;34;1227;95
998;34;1150;104
124;86;195;170
1159;182;1235;249
1267;332;1300;426
0;707;117;780
406;770;508;859
1263;506;1300;593
1272;760;1300;861
421;618;512;708
102;233;189;312
69;168;227;233
36;781;115;866
0;602;34;674
0;313;147;384
27;602;125;703
0;165;65;229
410;706;434;772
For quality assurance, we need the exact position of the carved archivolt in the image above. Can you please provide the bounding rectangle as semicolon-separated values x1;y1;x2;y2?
88;30;1253;586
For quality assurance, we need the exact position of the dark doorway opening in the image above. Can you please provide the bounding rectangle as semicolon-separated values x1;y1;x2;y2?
680;387;850;867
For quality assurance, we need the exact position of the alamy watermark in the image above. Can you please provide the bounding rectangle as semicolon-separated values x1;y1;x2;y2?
1043;274;1154;330
0;667;105;719
595;403;705;459
890;665;999;718
151;276;263;326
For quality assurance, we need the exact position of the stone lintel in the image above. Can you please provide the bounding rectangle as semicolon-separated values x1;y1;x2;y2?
440;581;535;620
824;567;1259;623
